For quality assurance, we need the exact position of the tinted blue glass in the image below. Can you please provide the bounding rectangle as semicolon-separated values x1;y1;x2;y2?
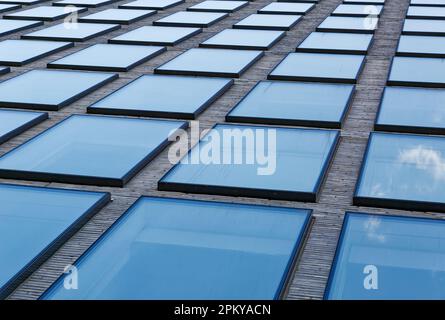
0;115;186;186
0;109;47;144
234;13;302;30
155;48;263;77
407;5;445;18
78;8;156;24
48;44;165;72
332;4;383;16
154;11;227;27
403;19;445;35
188;0;248;12
258;2;315;14
41;197;311;300
53;0;118;7
297;32;373;53
356;132;445;205
0;0;43;5
227;81;354;127
0;4;21;13
326;212;445;300
397;35;445;57
388;56;445;87
22;22;120;41
4;6;86;21
0;69;117;110
411;0;445;5
317;16;378;33
269;52;365;83
343;0;384;3
88;74;233;118
376;87;445;132
160;124;339;201
0;184;108;295
0;19;42;37
0;40;73;66
119;0;184;10
109;26;201;45
201;29;285;50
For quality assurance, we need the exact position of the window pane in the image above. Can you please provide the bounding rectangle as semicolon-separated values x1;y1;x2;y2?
109;25;201;45
0;4;22;13
233;13;302;30
403;19;445;36
154;11;227;27
0;109;47;144
397;35;445;57
343;0;384;4
188;0;248;13
0;19;42;37
258;2;315;15
4;6;86;21
376;86;445;134
332;4;383;17
88;74;233;119
155;48;263;77
326;212;445;300
407;5;445;19
0;69;117;110
0;115;187;186
159;124;339;201
411;0;445;6
0;183;109;298
355;132;445;211
0;40;73;66
388;56;445;87
22;22;120;42
79;8;156;24
0;0;45;4
53;0;119;7
119;0;184;10
297;32;373;54
41;196;311;300
317;16;378;33
227;81;354;128
48;43;165;72
200;29;285;50
268;52;365;83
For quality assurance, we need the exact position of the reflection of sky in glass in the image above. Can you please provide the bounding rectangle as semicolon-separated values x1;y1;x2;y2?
357;132;445;203
327;212;445;300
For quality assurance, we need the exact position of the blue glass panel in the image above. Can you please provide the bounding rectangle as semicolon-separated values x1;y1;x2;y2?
317;16;378;33
355;132;445;211
53;0;118;7
0;0;44;5
411;0;445;6
397;35;445;57
0;19;42;37
258;2;315;14
78;8;156;24
403;19;445;36
0;115;187;186
343;0;384;3
227;81;354;128
88;74;233;118
41;196;311;300
0;109;47;144
159;124;339;201
119;0;184;10
0;67;9;75
0;40;73;66
326;212;445;300
22;22;120;42
233;13;301;30
332;4;383;17
109;26;201;45
297;32;373;54
0;4;21;13
188;0;248;13
4;6;86;21
200;29;285;50
268;52;365;83
388;56;445;87
0;69;117;111
0;183;109;298
376;86;445;134
155;48;264;77
407;5;445;19
154;11;228;27
48;44;165;72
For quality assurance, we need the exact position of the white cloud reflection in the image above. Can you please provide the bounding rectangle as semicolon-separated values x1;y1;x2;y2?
398;145;445;181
